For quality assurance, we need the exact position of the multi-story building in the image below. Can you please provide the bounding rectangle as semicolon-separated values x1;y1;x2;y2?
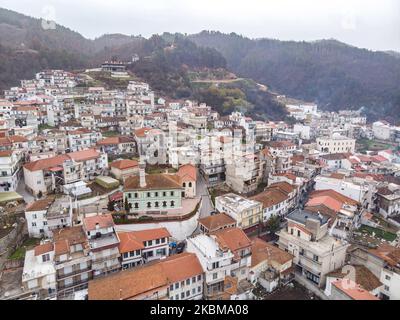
22;242;57;299
67;129;102;152
96;136;136;155
316;134;356;154
211;228;252;281
250;188;290;221
123;163;184;214
82;214;121;278
0;150;23;192
372;121;393;141
53;226;92;298
187;233;240;300
277;209;349;287
134;128;167;164
376;185;400;218
225;153;263;195
215;193;263;231
25;197;73;238
23;149;108;196
88;253;204;300
118;228;171;269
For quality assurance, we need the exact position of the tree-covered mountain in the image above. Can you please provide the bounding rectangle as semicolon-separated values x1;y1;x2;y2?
189;31;400;122
1;8;399;121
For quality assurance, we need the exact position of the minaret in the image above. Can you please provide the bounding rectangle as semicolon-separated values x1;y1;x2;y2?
139;158;147;188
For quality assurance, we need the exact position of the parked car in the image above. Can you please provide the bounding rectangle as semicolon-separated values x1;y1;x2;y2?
176;241;186;254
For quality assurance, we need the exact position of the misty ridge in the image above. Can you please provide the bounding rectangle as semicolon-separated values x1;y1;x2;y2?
0;7;400;122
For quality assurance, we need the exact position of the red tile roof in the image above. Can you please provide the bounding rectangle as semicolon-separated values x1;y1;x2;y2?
177;164;197;182
34;242;54;256
83;214;115;231
211;227;252;253
198;213;236;232
124;174;182;190
110;159;138;170
24;149;101;171
117;232;145;253
88;253;202;300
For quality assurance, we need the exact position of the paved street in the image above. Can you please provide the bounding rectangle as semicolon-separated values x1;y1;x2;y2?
16;178;35;204
196;169;215;219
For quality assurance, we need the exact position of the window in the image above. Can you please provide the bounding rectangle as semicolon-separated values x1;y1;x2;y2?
313;255;319;262
32;222;36;227
175;283;179;289
189;182;192;188
156;239;160;245
147;240;153;246
155;202;159;208
162;201;167;207
385;275;391;281
183;182;186;188
163;192;166;197
32;214;37;219
171;201;175;207
43;221;47;226
175;294;179;300
181;292;184;299
186;279;190;285
156;248;166;256
134;193;138;198
213;273;218;280
192;276;196;283
212;262;219;269
198;286;202;293
384;285;390;291
161;238;166;243
155;192;159;197
197;275;201;281
147;202;151;208
42;254;50;262
297;230;301;237
192;288;196;295
170;191;174;196
186;291;190;297
170;285;174;291
123;253;129;259
134;203;139;209
147;192;151;197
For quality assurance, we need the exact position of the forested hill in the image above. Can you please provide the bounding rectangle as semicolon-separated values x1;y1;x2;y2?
1;7;400;121
189;31;400;122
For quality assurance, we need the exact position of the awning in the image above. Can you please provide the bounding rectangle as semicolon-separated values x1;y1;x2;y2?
48;166;63;172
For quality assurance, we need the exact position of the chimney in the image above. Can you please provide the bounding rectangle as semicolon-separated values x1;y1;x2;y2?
139;158;147;188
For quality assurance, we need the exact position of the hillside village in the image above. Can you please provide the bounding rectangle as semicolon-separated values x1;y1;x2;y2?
0;65;399;301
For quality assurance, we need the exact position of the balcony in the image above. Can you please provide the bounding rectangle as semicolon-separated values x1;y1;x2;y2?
298;255;322;274
57;266;92;280
92;253;120;265
57;278;90;292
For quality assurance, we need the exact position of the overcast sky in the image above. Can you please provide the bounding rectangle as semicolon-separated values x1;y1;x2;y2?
1;0;400;51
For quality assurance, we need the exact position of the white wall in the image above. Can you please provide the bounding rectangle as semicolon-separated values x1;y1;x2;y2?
115;211;199;241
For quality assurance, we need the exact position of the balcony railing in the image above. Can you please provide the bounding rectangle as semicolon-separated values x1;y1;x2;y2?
57;266;92;280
